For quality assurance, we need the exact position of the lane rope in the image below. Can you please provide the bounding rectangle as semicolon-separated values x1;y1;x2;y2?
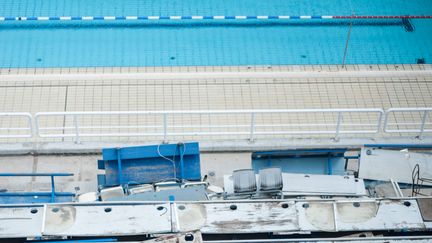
0;15;431;22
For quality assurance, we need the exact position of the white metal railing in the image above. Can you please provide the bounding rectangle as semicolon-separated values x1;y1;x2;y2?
384;108;432;138
0;112;33;138
34;109;384;143
1;108;431;142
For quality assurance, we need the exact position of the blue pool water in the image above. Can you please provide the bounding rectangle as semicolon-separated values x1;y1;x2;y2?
0;0;431;67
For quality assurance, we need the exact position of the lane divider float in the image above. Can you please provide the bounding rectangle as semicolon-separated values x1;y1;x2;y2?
0;15;431;22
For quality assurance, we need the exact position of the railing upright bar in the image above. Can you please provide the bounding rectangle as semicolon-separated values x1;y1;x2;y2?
73;115;80;144
27;114;34;138
34;114;40;139
163;113;168;143
419;110;429;139
376;111;383;134
50;176;56;203
334;112;343;141
383;109;390;133
249;112;256;142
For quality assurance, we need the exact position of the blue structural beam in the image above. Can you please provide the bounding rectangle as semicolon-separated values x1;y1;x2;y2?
100;142;201;186
0;173;73;177
0;192;75;204
252;149;347;175
0;173;74;204
364;144;432;149
253;149;347;157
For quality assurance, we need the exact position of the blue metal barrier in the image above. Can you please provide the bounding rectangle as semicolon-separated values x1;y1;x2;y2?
364;144;432;149
0;173;75;204
99;142;201;186
252;149;347;175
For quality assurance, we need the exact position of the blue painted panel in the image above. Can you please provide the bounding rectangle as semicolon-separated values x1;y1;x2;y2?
102;143;200;160
101;142;201;186
97;174;106;186
0;192;74;204
97;160;105;170
252;149;347;175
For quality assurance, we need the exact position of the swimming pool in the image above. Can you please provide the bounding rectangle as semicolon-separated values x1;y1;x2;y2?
0;0;431;68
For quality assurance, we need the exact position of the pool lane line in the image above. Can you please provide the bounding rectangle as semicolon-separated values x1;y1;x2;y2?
0;15;431;22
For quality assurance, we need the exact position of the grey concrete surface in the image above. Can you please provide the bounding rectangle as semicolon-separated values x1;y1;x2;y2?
0;136;431;155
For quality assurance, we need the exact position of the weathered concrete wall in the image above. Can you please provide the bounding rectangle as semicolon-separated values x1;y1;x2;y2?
0;152;252;194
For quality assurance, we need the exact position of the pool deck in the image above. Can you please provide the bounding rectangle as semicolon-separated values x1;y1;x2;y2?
0;64;431;153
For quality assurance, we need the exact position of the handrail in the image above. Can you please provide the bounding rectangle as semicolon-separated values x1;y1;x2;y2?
0;173;73;177
0;112;33;138
35;109;384;143
383;108;432;138
1;108;431;142
0;173;74;203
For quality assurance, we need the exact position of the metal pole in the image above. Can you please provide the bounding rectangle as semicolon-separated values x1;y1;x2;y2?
376;111;383;134
27;115;34;139
383;110;390;133
419;110;429;139
34;115;40;139
73;115;80;144
50;176;55;203
334;112;343;141
249;113;256;142
163;113;168;143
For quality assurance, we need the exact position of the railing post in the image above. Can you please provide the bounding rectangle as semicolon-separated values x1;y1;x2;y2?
375;111;383;138
163;113;168;143
249;112;256;142
34;115;40;140
73;115;81;144
382;110;390;133
50;176;56;203
334;112;343;141
27;114;35;139
418;110;429;139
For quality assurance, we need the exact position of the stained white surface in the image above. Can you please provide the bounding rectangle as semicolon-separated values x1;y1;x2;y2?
43;203;172;236
358;148;432;185
0;199;429;237
201;201;299;234
224;173;366;196
297;199;425;232
0;206;44;238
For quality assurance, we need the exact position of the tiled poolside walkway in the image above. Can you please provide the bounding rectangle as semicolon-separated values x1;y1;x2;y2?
0;64;431;145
